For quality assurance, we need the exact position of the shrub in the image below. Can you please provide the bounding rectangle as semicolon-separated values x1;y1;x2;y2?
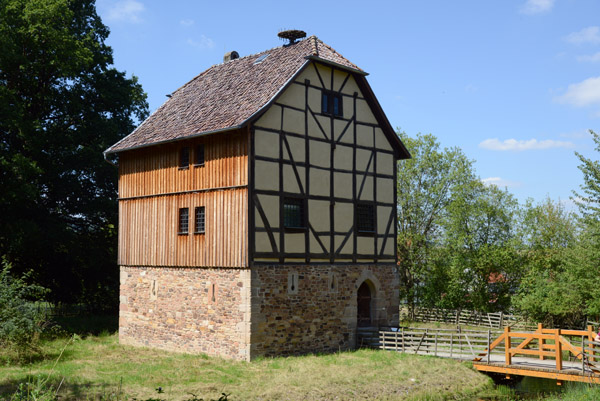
0;258;48;352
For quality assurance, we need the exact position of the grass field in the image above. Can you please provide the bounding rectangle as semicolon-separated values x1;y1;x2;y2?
0;333;493;401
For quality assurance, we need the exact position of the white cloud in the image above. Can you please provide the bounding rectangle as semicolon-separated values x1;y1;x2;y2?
482;177;521;189
187;35;215;49
105;0;145;23
519;0;555;15
556;76;600;107
180;19;194;27
479;138;575;151
564;26;600;45
577;52;600;63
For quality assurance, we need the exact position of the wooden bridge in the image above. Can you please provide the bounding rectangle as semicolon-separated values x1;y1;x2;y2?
359;324;600;384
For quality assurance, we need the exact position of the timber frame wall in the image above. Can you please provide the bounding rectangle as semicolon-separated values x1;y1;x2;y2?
249;61;398;265
117;129;248;267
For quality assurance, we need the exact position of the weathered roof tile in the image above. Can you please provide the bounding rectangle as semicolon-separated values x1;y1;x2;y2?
106;36;362;154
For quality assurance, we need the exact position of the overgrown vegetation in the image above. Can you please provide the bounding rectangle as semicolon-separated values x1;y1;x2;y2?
0;259;49;360
0;334;492;401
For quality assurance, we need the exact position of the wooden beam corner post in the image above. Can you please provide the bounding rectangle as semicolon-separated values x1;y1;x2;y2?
505;326;512;365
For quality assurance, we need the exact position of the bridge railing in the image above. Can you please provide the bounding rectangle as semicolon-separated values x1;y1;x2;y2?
474;323;599;372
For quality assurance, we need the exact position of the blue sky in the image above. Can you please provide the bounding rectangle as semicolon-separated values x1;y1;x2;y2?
96;0;600;207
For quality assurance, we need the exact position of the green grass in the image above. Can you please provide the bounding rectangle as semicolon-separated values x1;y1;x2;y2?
0;334;493;401
537;383;600;401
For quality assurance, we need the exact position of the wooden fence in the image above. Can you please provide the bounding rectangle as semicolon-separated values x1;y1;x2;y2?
400;306;536;330
360;324;600;368
359;326;504;360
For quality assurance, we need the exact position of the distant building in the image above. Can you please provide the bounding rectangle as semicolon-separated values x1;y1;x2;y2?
104;33;410;360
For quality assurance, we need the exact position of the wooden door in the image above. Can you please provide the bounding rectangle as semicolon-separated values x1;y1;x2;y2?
357;282;372;327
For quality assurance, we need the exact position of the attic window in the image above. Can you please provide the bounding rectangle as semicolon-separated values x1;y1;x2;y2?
254;54;269;65
179;147;190;169
322;91;343;117
195;144;205;166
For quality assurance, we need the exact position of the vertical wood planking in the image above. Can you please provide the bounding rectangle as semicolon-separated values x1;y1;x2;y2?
118;129;248;198
118;189;247;267
116;129;248;268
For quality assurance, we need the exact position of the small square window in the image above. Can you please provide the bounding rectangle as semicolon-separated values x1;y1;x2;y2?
322;91;343;117
179;147;190;168
283;197;305;229
195;144;205;166
356;203;375;235
195;206;205;234
178;208;189;234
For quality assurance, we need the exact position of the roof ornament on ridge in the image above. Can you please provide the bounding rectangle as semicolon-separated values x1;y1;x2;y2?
277;29;306;46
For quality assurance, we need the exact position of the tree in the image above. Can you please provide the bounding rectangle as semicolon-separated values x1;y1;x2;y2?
396;132;474;311
0;0;148;308
513;197;583;327
437;182;521;312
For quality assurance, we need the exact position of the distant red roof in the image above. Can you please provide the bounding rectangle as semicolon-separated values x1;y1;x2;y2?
105;36;409;159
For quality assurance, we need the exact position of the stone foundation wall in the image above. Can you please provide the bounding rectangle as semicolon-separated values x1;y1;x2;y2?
250;264;399;358
119;266;251;360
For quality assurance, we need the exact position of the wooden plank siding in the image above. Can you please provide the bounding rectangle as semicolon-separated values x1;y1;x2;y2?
117;129;249;268
118;129;248;198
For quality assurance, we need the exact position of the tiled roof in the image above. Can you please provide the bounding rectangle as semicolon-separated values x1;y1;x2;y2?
105;36;363;154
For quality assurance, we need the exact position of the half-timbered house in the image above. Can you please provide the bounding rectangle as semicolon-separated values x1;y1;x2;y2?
105;33;410;360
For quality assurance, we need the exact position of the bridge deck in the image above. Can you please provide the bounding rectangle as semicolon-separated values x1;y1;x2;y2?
473;355;600;384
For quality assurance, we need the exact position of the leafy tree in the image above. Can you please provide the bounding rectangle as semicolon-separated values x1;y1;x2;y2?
431;182;521;312
396;132;474;311
512;131;600;327
0;0;148;308
513;197;583;327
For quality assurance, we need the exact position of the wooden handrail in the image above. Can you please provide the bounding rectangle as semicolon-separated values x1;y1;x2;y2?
473;324;598;370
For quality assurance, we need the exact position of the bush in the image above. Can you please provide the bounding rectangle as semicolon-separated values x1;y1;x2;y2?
0;258;48;352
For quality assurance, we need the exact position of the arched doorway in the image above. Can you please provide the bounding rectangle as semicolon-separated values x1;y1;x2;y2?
357;281;372;327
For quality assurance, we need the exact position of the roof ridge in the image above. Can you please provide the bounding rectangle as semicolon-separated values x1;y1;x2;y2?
171;37;315;96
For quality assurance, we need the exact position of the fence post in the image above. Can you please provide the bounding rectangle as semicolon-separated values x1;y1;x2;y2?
450;333;453;358
587;325;595;360
505;326;512;365
499;312;503;329
435;331;438;357
487;329;491;364
555;329;562;371
538;323;545;360
582;335;586;373
402;327;405;353
395;330;399;352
